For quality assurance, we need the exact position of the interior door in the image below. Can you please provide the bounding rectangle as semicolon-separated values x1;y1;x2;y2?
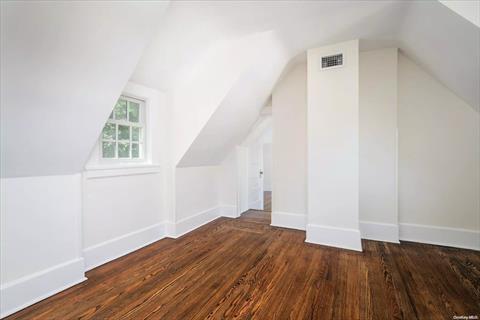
248;142;264;210
236;146;249;215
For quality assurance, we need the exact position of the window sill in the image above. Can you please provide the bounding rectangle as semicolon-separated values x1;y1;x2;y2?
83;163;162;179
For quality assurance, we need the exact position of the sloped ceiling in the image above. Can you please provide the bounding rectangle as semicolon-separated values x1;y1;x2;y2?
169;31;286;166
131;0;479;168
2;1;478;176
178;31;288;167
1;1;168;178
439;0;479;27
398;1;479;114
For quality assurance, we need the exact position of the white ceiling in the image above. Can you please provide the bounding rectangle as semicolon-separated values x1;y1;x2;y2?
131;0;479;167
132;1;406;92
2;1;478;176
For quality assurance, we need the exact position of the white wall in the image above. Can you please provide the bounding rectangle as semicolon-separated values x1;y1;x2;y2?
175;166;219;221
439;0;480;27
359;48;399;243
82;171;165;270
268;47;479;250
219;150;238;217
0;174;85;317
263;143;272;192
398;53;480;241
306;40;362;251
174;166;221;236
271;62;307;231
82;82;168;271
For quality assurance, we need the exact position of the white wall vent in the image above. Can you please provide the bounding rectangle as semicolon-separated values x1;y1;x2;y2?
321;54;343;70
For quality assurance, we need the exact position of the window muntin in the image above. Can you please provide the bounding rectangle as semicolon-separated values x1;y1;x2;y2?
101;96;145;160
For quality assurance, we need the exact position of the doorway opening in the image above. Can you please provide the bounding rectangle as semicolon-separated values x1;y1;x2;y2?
263;142;272;213
237;111;272;225
239;140;272;225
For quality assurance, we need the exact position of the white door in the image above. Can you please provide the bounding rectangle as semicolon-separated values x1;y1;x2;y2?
236;146;249;215
248;142;264;210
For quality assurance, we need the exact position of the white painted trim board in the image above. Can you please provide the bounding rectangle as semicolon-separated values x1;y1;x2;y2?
83;222;166;271
0;258;86;318
306;223;362;251
271;211;306;231
399;223;479;251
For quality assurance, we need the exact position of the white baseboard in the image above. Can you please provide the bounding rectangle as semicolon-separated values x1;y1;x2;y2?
173;207;221;238
83;223;166;271
399;223;480;251
360;221;399;243
271;211;306;230
306;224;362;251
0;258;86;318
219;205;238;218
167;205;238;238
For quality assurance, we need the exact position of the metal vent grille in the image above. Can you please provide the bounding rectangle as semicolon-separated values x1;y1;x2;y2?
321;54;343;69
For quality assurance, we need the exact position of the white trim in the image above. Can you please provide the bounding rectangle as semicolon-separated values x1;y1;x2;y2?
360;221;400;243
306;224;362;251
172;207;221;238
85;81;164;169
121;82;160;166
99;95;146;161
83;223;166;271
83;164;162;179
0;258;86;318
399;223;480;251
271;211;306;231
220;205;238;218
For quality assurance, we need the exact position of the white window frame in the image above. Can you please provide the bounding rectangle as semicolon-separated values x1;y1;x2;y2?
99;95;146;163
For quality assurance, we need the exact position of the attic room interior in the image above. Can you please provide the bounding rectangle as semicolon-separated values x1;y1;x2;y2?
1;0;479;319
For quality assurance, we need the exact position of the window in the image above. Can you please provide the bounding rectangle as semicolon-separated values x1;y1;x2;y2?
100;96;145;160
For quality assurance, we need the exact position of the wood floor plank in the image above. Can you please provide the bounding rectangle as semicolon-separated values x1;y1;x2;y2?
5;210;480;320
362;241;403;320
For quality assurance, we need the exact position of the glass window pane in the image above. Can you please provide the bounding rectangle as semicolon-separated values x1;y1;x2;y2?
118;125;130;140
132;143;140;158
118;142;130;158
102;123;116;140
132;127;141;142
102;142;115;158
128;101;140;122
114;99;127;120
109;111;113;119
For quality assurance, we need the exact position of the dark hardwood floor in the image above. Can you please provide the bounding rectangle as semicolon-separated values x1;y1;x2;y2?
6;209;480;319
